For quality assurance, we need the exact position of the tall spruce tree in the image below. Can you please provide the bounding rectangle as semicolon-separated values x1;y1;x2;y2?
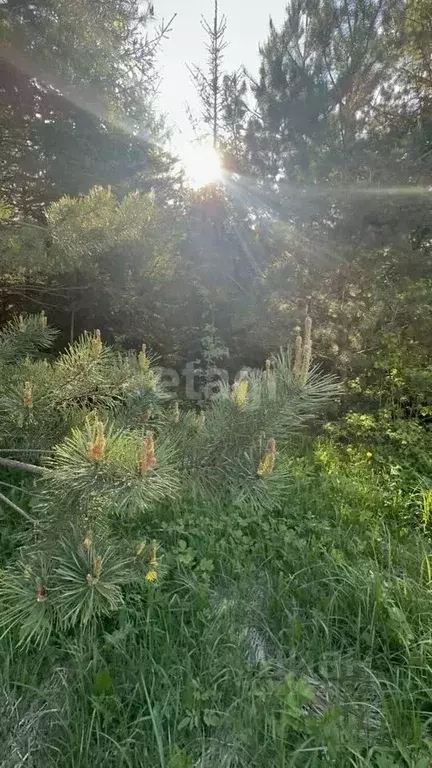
187;0;247;166
187;0;228;148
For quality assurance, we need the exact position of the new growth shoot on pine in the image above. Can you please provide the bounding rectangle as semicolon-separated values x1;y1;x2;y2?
138;431;157;473
293;316;313;384
257;438;277;477
87;420;106;461
231;370;249;407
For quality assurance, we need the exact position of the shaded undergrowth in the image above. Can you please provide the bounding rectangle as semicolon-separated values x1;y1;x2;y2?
1;439;432;767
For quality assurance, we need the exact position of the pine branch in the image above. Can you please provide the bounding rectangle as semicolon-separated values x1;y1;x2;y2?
0;313;58;364
0;457;47;475
0;490;37;524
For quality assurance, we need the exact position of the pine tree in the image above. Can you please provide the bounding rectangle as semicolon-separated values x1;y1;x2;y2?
187;0;248;170
0;313;338;646
0;185;200;357
246;0;399;183
188;0;228;148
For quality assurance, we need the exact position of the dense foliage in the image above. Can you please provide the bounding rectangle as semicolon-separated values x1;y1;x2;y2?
0;0;172;216
0;0;432;764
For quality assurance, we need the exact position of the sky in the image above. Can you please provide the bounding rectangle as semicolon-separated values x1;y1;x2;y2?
155;0;287;145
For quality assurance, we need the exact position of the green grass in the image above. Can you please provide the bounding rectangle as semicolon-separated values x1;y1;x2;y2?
1;445;432;766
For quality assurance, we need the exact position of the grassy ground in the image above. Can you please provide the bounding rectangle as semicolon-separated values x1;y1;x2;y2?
1;442;432;767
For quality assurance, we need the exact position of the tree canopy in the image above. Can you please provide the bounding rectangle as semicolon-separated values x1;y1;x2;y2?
0;0;173;216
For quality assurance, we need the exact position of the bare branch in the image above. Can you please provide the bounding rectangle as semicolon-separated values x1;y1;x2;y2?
0;457;48;475
0;490;37;524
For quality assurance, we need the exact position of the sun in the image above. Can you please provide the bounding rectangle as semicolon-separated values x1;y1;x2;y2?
177;141;223;189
